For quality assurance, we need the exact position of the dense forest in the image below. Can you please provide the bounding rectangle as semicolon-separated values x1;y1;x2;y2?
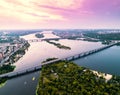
0;64;15;75
36;61;120;95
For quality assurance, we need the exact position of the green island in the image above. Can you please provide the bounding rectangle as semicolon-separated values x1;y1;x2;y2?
35;33;44;38
42;58;58;63
36;61;120;95
46;41;71;50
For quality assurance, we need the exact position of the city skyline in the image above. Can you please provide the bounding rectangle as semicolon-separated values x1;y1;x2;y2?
0;0;120;29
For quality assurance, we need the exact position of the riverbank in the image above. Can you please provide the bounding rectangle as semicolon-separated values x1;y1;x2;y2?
9;42;30;64
0;41;30;86
0;78;7;87
36;61;120;95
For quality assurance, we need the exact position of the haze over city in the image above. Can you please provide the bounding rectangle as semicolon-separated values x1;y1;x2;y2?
0;0;120;29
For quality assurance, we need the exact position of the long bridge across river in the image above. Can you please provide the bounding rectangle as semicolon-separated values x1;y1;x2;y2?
0;42;119;78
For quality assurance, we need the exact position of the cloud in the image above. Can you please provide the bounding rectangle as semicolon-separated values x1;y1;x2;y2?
0;0;68;23
0;0;96;29
40;0;83;9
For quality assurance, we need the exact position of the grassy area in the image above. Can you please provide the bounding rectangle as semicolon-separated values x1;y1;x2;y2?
36;61;120;95
0;64;15;75
0;78;8;87
46;41;71;50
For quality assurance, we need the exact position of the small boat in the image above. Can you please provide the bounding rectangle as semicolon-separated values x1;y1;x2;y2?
32;77;35;81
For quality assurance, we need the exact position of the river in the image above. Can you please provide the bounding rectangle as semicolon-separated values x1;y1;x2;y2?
74;45;120;76
0;31;119;95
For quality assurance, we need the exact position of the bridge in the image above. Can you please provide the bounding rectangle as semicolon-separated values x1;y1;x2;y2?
0;42;119;78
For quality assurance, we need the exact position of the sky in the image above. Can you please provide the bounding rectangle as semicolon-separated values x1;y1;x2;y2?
0;0;120;29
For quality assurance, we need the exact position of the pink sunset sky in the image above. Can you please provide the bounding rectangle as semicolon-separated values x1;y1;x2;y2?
0;0;120;29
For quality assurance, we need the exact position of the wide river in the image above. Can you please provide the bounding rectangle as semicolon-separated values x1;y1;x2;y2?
0;31;120;95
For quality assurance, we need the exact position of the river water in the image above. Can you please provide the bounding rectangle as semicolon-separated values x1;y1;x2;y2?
74;45;120;76
0;31;119;95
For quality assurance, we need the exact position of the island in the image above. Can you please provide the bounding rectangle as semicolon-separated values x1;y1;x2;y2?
35;33;44;38
42;58;58;63
36;61;120;95
46;41;71;50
